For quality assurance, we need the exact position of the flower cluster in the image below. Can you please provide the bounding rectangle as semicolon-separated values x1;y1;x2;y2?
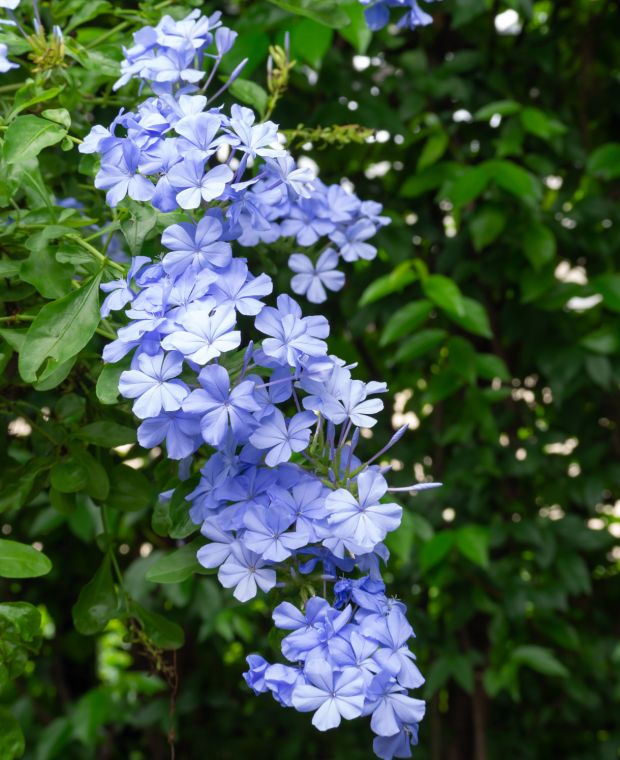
359;0;439;30
245;582;425;759
86;10;438;758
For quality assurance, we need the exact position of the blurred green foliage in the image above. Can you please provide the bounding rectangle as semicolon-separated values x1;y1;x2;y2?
0;1;618;759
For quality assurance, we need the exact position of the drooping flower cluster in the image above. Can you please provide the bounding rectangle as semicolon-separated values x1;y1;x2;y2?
245;582;425;760
359;0;439;30
86;10;439;758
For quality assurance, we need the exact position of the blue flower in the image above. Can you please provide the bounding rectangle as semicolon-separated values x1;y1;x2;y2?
226;104;287;160
0;42;18;72
161;215;232;277
148;43;205;84
182;364;260;445
243;654;270;694
373;726;419;760
118;350;189;419
255;294;329;366
210;259;273;316
325;470;402;554
330;218;378;262
137;410;201;459
196;522;235;568
158;10;213;50
167;150;233;208
249;409;316;467
364;671;426;737
243;504;309;562
360;0;436;31
217;542;277;602
161;302;240;364
363;608;424;689
174;112;225;157
100;255;151;317
289;249;345;304
95;142;155;208
292;661;365;731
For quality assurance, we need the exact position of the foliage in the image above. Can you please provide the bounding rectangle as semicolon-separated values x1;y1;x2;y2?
0;1;618;759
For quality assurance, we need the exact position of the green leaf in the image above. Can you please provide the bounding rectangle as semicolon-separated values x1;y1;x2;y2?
20;248;70;300
359;262;417;306
379;300;433;346
579;325;620;355
446;165;490;208
469;206;506;251
50;457;88;493
418;131;449;170
96;363;123;405
585;355;612;389
119;204;158;256
18;272;102;383
55;394;86;423
419;532;455;572
130;600;185;650
0;708;25;760
474;100;521;120
227;78;269;116
168;484;198;539
41;108;72;130
456;525;489;568
9;84;63;119
106;465;152;512
64;0;112;31
289;18;333;70
145;539;205;584
33;356;76;390
423;274;465;317
0;602;42;645
3;115;67;165
71;555;118;636
401;162;462;199
485;159;542;201
394;328;447;363
77;421;136;448
0;539;52;579
475;353;510;381
0;261;21;278
520;107;566;139
586;143;620;180
445;296;493;338
512;646;569;678
592;273;620;313
523;222;556;269
80;452;110;502
267;0;351;28
339;2;372;53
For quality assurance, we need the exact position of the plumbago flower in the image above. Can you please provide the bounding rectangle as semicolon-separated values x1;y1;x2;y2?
359;0;440;31
88;10;441;758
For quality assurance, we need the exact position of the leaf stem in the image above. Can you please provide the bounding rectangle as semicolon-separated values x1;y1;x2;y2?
67;234;126;274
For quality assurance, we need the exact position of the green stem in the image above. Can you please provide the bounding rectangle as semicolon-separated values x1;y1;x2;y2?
67;234;126;274
96;326;117;340
101;504;130;613
0;314;35;322
84;223;120;242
